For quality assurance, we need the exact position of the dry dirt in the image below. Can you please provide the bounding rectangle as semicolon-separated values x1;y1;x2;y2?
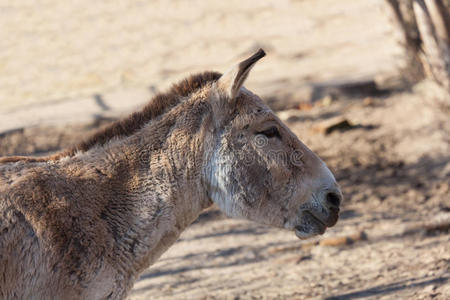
1;0;449;299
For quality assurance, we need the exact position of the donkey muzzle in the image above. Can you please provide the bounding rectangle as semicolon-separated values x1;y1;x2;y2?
294;187;342;239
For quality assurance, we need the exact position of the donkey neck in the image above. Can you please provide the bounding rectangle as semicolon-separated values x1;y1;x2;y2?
75;97;215;284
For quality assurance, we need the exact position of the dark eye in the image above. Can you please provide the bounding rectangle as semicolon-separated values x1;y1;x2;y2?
257;126;281;139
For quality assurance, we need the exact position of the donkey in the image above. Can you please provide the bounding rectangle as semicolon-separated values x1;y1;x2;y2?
0;49;342;299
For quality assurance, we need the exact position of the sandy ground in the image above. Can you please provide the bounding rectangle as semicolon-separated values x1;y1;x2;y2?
1;0;449;299
1;0;400;111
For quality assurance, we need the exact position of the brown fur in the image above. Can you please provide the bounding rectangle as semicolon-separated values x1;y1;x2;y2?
0;50;342;299
0;71;221;164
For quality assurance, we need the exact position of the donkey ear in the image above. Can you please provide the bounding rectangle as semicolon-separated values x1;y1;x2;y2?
217;49;266;100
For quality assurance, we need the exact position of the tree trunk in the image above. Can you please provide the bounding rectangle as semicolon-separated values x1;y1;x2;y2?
386;0;450;91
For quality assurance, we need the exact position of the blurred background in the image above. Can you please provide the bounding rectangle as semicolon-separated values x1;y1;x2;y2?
1;0;449;299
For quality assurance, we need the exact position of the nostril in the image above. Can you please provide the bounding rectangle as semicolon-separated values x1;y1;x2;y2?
326;192;341;207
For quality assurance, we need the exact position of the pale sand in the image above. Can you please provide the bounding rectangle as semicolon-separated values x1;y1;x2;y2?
1;0;399;112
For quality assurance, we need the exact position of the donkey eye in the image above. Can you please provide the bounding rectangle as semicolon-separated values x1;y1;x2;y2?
257;126;281;139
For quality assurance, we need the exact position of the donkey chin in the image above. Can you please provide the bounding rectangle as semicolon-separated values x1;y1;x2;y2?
294;201;340;240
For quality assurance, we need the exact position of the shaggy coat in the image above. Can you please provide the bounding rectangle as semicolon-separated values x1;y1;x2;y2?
0;50;342;299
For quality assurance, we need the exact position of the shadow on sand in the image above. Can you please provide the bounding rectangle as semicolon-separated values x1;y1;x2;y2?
324;275;448;299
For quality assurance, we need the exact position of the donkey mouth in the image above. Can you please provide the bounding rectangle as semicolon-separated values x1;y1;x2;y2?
294;210;330;240
305;210;327;227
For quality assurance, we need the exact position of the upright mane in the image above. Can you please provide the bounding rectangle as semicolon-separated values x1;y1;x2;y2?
0;71;221;163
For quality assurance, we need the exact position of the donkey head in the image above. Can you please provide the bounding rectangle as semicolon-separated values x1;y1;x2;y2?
204;49;342;239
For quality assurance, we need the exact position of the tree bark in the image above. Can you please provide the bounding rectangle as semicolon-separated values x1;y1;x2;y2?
386;0;450;91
